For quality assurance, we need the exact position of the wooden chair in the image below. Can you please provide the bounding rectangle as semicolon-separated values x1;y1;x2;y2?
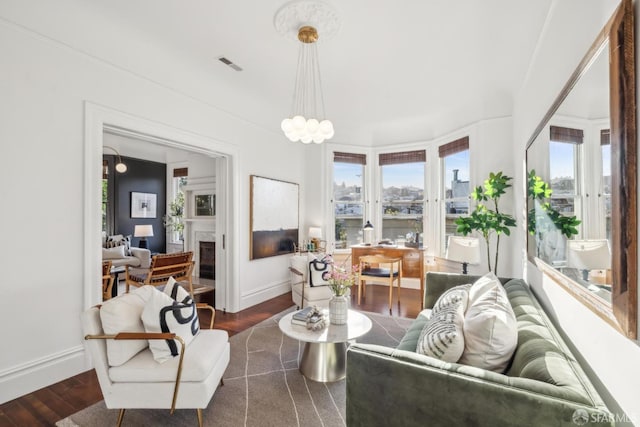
357;255;402;313
126;251;194;293
102;260;115;301
126;251;218;326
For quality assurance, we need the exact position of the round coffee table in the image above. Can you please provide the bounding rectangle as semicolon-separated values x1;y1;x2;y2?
278;309;372;382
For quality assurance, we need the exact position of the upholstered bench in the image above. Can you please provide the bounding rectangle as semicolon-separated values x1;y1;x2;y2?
346;272;614;427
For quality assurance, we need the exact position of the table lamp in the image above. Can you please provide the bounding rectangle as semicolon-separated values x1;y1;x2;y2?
446;235;481;274
309;227;322;251
134;224;154;249
567;239;611;281
363;221;374;245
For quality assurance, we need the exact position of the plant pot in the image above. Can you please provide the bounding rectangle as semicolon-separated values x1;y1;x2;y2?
329;294;349;325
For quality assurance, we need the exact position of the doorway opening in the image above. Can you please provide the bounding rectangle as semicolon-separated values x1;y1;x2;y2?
85;103;236;312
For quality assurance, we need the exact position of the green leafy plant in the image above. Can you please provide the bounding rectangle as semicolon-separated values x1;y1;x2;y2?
455;171;516;274
527;170;580;239
163;190;185;238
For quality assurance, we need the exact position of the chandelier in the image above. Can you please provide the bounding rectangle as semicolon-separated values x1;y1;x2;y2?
281;25;334;144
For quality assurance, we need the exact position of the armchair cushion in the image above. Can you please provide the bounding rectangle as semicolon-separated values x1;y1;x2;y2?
108;329;228;382
309;255;331;286
102;245;126;260
141;283;200;363
100;286;155;366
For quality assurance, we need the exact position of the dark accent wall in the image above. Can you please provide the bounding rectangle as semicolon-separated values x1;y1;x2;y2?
105;155;166;253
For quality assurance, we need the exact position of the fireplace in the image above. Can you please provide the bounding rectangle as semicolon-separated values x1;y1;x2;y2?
199;241;215;280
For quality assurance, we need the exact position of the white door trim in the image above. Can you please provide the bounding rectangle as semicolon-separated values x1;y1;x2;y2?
84;102;240;312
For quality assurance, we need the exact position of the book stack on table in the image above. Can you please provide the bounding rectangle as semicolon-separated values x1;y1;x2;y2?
291;306;323;326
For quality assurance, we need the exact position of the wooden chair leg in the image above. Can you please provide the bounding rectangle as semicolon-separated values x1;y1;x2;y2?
116;408;126;427
388;277;393;314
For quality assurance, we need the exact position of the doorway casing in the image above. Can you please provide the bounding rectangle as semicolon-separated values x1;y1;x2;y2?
84;102;240;312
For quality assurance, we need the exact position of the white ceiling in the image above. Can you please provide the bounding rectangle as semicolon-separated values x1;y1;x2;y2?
1;0;620;145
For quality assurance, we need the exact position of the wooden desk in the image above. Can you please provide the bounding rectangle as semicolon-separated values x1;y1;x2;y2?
351;245;425;309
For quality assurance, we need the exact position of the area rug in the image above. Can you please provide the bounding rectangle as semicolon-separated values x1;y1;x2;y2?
57;308;413;427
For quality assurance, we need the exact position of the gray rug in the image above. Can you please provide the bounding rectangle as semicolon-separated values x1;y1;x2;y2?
57;308;413;427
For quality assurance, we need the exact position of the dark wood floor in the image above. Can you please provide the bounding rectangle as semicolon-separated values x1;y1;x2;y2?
0;285;421;426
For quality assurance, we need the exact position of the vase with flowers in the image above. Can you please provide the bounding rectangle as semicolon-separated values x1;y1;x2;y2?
323;259;359;325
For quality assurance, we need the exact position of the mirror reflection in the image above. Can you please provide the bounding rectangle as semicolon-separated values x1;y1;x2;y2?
526;39;612;301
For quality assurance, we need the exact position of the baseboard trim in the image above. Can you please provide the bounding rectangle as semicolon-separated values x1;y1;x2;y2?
0;345;88;404
240;280;290;310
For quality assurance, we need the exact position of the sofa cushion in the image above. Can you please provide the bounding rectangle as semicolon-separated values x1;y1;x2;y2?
102;245;126;260
99;286;155;366
458;273;517;373
416;284;469;361
141;280;200;363
396;309;431;351
105;234;132;255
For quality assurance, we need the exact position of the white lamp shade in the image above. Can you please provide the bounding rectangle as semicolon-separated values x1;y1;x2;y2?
446;236;481;264
308;227;322;239
134;224;154;238
567;239;611;270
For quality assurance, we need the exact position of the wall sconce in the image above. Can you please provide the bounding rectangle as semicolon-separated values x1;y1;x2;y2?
446;236;481;274
134;224;154;249
103;145;127;173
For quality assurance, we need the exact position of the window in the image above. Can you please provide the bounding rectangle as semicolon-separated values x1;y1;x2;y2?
547;125;583;263
332;152;366;248
549;126;582;219
379;150;425;245
440;137;470;251
166;167;187;243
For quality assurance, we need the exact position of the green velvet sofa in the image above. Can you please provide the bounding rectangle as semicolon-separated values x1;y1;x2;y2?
346;272;614;427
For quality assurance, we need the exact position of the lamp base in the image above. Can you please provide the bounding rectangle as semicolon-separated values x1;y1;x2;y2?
461;262;469;275
139;238;148;249
581;269;589;281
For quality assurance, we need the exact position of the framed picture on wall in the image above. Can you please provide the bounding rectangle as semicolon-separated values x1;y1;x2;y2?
194;193;215;217
249;175;299;260
131;192;157;218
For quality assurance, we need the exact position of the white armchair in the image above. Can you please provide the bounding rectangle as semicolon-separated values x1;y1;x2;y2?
290;253;335;309
81;288;229;427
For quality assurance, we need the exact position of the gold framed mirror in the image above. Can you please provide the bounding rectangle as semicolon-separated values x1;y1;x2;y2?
525;0;637;339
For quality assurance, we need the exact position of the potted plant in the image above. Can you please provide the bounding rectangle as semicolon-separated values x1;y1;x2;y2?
163;191;185;241
455;171;516;274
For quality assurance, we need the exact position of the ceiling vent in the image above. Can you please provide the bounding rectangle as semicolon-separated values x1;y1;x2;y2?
218;56;243;71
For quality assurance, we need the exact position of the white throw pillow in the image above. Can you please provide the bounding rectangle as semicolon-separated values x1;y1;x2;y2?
458;273;518;372
102;245;125;260
416;284;470;362
99;286;155;366
141;281;200;363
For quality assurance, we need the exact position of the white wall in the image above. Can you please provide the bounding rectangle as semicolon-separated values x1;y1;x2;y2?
0;17;306;403
513;1;640;423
